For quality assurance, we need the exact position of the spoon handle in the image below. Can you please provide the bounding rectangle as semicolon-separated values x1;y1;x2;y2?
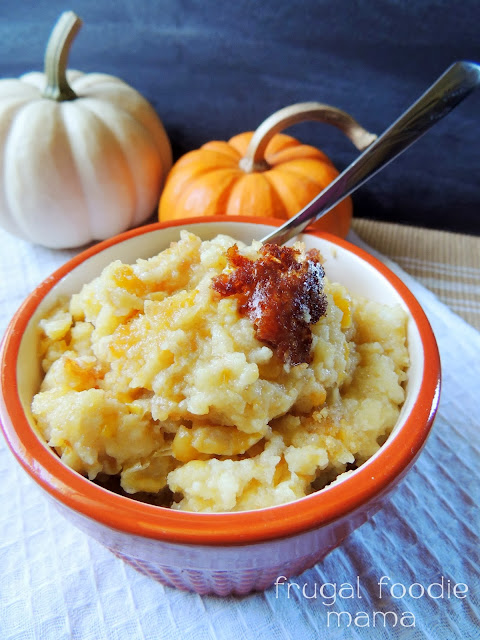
262;60;480;245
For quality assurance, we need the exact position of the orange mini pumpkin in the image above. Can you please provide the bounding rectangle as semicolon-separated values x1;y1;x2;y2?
158;102;376;238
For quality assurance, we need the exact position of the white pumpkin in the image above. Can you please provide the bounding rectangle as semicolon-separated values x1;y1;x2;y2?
0;12;172;248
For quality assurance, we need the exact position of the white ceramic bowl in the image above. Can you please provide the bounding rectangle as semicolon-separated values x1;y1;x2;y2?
0;216;440;595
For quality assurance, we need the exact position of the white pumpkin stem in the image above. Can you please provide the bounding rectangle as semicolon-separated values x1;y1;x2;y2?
43;11;83;101
239;102;377;173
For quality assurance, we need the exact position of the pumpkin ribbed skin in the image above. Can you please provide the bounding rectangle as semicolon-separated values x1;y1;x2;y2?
159;131;352;238
0;71;172;248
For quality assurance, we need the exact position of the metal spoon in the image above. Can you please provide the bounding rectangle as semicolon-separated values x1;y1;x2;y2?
261;60;480;245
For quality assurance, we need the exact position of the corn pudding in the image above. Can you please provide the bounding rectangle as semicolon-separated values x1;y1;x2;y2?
31;231;409;512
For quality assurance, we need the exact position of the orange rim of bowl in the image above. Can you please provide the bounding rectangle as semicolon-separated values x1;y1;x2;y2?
0;216;441;546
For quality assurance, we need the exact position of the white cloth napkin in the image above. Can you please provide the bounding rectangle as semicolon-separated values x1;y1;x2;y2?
0;227;478;640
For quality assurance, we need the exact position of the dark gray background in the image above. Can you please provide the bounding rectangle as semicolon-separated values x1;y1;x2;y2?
1;0;479;234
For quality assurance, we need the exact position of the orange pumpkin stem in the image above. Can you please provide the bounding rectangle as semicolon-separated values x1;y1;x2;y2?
42;11;82;102
239;102;377;173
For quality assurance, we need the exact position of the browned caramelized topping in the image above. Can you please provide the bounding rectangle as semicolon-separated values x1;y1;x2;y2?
211;243;327;365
